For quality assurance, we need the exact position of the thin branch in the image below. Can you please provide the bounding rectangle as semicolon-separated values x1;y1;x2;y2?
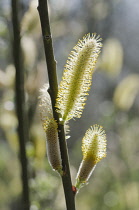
11;0;30;209
37;0;76;209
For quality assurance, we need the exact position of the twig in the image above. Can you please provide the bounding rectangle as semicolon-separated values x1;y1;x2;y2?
11;0;30;209
37;0;76;209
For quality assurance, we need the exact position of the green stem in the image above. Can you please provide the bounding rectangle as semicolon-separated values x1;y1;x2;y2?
37;0;76;209
11;0;30;209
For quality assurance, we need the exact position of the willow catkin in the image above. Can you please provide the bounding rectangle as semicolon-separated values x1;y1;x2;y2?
39;84;62;174
56;34;102;121
76;124;106;190
45;118;62;173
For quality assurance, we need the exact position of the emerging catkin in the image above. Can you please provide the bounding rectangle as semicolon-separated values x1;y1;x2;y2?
39;84;62;174
45;118;62;174
75;124;106;190
56;33;102;121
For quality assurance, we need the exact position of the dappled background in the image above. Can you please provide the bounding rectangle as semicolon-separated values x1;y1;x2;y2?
0;0;139;209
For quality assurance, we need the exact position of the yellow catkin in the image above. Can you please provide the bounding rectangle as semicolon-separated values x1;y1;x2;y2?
75;124;106;190
56;33;102;121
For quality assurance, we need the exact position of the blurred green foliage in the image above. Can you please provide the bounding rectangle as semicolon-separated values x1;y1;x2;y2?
0;0;139;209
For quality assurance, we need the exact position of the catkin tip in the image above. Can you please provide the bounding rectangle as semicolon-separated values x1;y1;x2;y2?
82;124;107;163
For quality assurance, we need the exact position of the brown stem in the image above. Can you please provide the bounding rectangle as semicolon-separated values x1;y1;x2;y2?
11;0;30;209
37;0;76;209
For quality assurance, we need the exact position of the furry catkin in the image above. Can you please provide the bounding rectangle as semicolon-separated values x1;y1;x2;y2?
56;34;102;121
39;84;62;174
76;125;106;190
